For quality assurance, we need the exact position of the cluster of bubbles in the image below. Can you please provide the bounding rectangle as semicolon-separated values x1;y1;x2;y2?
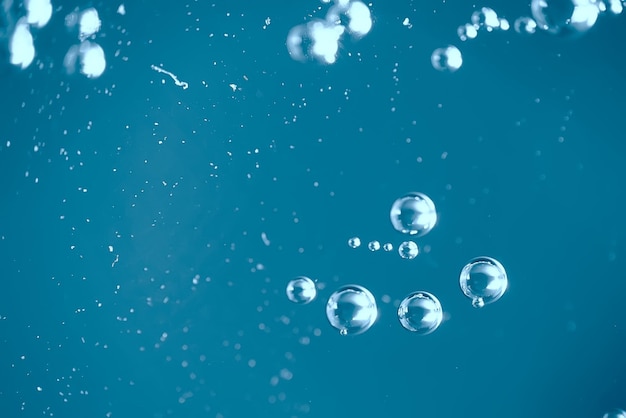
432;0;624;72
286;0;373;64
284;0;624;71
347;192;437;260
62;7;108;78
285;192;509;336
348;191;437;260
1;1;119;78
1;0;52;69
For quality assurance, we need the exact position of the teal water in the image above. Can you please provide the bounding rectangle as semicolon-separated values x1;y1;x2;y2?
1;1;625;417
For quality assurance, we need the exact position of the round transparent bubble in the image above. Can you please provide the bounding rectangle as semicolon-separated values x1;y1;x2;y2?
389;192;437;236
397;291;444;335
459;256;508;308
530;0;600;36
367;240;380;251
326;284;378;336
347;236;361;248
286;276;317;304
398;241;419;260
603;408;626;418
383;242;393;252
431;45;463;72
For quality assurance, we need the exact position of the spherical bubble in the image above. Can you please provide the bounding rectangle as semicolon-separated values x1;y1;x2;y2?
347;236;361;248
389;192;437;236
459;256;508;308
431;45;463;72
397;291;443;335
286;276;317;304
367;240;380;251
530;0;600;36
603;408;626;418
382;242;393;252
326;285;378;336
398;241;419;260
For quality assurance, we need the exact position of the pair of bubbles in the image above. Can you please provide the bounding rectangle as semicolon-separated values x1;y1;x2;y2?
286;255;508;336
286;191;508;336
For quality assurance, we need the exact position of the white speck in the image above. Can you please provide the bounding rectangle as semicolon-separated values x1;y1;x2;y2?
261;232;270;246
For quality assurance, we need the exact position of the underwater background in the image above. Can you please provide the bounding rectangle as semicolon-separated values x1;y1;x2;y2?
1;0;625;417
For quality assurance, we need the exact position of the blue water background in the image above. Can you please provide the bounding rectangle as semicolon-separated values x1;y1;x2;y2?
1;1;626;417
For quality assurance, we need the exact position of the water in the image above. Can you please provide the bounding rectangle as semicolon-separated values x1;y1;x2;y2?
1;0;625;417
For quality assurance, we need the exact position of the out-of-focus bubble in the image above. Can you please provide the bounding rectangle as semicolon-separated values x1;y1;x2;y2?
459;256;508;308
431;45;463;72
471;7;500;31
530;0;600;36
25;0;52;28
367;240;380;251
79;7;101;41
389;192;437;236
603;408;626;418
286;19;345;64
345;1;372;37
598;0;623;14
398;241;419;260
287;0;372;64
326;285;378;336
347;236;361;248
325;0;372;38
65;11;78;29
9;17;34;69
514;16;538;34
457;23;478;41
286;276;317;304
79;41;106;78
382;242;393;252
397;291;443;335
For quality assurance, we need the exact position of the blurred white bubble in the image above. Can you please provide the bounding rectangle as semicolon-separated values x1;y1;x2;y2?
9;17;35;69
79;7;101;41
25;0;52;28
